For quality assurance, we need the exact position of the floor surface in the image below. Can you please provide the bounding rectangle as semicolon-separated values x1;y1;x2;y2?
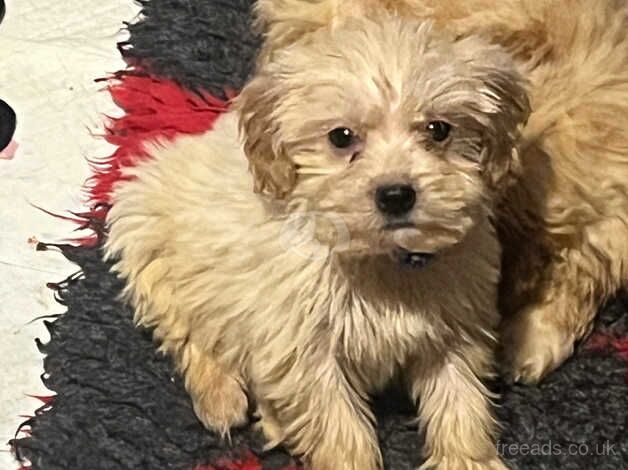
0;1;139;467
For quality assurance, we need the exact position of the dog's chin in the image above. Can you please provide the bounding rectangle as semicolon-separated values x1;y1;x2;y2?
389;248;435;269
384;227;437;269
379;223;469;268
330;222;467;269
334;226;441;269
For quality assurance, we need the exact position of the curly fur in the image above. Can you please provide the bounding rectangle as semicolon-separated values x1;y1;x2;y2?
106;17;529;470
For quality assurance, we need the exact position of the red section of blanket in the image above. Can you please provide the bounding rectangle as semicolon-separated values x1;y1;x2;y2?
194;455;262;470
586;332;628;361
194;452;299;470
87;73;228;208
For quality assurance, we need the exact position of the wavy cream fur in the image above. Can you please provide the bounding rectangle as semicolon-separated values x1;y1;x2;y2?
256;0;628;384
105;18;529;470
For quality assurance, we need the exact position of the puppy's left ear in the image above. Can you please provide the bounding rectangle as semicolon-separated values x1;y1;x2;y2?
465;41;531;188
234;73;297;198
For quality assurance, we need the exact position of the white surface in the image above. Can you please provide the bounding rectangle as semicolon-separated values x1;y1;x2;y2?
0;0;140;467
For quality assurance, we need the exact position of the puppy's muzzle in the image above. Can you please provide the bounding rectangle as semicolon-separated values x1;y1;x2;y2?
375;184;416;216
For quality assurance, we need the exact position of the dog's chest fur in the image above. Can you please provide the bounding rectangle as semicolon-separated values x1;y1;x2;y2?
236;232;500;394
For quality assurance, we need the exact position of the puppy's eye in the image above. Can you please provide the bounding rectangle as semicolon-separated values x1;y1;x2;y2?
328;127;356;149
426;121;452;142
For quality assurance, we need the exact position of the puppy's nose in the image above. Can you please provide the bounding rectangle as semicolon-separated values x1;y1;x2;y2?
375;184;416;216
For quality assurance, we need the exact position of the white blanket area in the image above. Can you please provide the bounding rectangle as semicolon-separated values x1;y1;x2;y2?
0;1;139;467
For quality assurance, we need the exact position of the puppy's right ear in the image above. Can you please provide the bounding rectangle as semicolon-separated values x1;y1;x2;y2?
235;73;296;198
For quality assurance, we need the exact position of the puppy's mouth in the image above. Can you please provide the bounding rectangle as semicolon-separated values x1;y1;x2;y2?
382;222;436;269
383;221;416;231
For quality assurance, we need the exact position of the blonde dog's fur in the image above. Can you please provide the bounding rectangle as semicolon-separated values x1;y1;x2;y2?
106;17;529;469
105;2;628;469
255;0;628;383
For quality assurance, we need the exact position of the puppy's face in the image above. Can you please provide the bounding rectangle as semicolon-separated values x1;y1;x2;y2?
238;18;529;259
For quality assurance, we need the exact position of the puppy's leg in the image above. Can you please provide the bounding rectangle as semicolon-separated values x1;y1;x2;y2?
501;224;626;384
500;283;584;385
409;352;505;470
177;341;249;437
120;257;249;436
256;360;381;470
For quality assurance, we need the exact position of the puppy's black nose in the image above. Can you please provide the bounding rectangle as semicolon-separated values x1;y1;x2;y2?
375;184;416;216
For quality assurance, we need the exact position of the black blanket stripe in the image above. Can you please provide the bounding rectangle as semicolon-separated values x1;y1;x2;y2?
120;0;260;97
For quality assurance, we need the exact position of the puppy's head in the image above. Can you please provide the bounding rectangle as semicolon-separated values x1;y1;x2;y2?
236;17;529;259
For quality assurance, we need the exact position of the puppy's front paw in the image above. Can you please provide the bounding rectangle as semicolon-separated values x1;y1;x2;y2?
501;304;575;384
419;455;508;470
191;374;249;437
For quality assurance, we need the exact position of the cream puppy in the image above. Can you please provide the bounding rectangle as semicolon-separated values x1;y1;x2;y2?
106;18;529;470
